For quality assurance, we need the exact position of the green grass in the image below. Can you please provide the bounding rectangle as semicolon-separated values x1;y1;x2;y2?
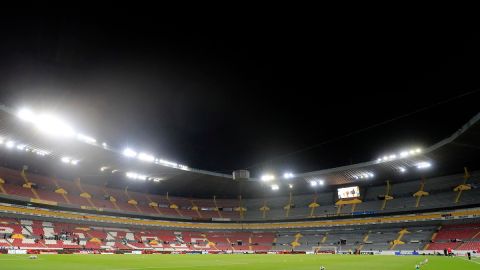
0;254;478;270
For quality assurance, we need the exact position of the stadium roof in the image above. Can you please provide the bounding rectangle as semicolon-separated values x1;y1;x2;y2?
0;105;478;198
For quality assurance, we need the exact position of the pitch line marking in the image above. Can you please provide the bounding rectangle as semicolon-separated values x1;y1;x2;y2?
459;257;480;265
111;262;249;270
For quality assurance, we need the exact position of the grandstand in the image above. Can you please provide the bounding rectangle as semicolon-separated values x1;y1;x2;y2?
0;110;479;270
0;166;480;222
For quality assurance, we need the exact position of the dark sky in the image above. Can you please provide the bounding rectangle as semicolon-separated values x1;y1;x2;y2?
0;11;479;177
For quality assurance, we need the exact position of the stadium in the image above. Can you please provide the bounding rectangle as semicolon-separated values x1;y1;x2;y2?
1;11;480;270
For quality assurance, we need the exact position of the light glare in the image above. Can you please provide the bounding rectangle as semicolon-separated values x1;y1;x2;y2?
138;152;155;163
16;144;26;150
35;114;75;137
126;171;147;180
261;174;275;182
17;108;35;121
77;134;97;144
416;162;431;169
123;148;137;158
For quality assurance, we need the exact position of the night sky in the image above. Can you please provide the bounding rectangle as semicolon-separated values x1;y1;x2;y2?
0;11;478;177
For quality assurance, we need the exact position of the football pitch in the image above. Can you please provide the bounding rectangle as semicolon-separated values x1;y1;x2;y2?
0;254;478;270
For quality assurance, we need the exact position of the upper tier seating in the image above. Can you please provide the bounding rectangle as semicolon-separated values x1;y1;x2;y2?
1;166;479;222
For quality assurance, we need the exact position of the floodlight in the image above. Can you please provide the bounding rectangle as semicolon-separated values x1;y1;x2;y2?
415;148;422;153
17;108;35;122
102;142;108;148
77;134;97;144
318;180;325;186
310;181;318;187
178;164;189;170
123;148;137;158
138;152;155;163
416;162;431;169
271;184;279;190
71;160;79;165
126;171;147;180
400;151;409;157
261;174;275;182
34;114;75;137
100;166;109;172
398;167;406;173
16;144;26;150
158;159;178;167
283;172;294;179
61;157;71;163
382;156;389;161
389;154;396;159
35;150;49;156
0;137;3;144
288;184;293;189
6;141;15;148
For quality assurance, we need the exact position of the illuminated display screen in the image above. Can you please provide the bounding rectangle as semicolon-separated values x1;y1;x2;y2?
337;186;360;199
